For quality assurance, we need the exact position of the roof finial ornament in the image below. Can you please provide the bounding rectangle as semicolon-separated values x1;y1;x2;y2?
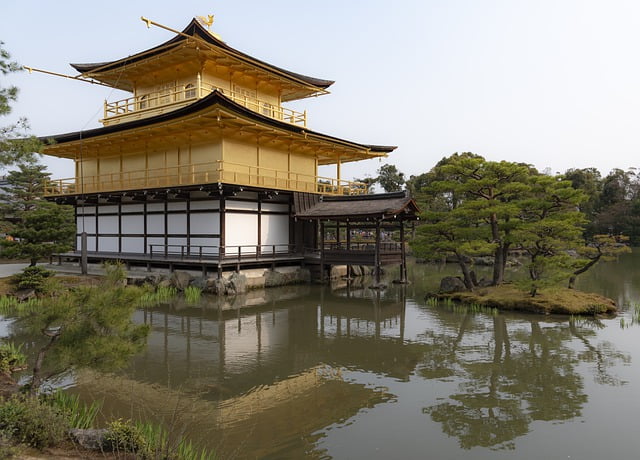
197;14;214;30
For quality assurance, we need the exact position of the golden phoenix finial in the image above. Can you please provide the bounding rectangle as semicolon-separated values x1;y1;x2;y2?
198;14;214;30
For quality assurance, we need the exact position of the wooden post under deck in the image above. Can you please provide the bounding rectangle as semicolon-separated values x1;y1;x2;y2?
400;221;407;283
320;220;325;283
374;220;381;284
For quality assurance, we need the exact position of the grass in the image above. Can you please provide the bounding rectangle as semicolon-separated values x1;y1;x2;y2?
184;286;202;305
46;391;101;430
138;285;179;307
428;284;617;316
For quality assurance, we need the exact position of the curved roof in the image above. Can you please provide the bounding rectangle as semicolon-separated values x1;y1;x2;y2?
42;89;395;160
295;192;420;220
71;18;333;95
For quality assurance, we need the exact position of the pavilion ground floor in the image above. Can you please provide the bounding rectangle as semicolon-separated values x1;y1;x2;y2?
49;185;419;283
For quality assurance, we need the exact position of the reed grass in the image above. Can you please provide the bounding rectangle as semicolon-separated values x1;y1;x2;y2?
47;391;102;429
184;286;202;305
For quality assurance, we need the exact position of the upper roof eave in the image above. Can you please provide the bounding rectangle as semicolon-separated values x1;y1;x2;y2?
40;90;395;157
70;18;334;93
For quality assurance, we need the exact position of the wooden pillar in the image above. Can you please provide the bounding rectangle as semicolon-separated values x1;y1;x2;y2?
80;231;88;275
346;221;351;280
218;193;225;279
374;219;381;285
400;286;406;343
400;221;407;283
320;220;325;283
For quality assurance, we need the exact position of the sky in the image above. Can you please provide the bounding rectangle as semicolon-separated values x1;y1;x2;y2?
2;0;640;182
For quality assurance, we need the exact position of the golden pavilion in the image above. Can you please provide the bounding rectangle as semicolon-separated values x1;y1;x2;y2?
41;16;418;280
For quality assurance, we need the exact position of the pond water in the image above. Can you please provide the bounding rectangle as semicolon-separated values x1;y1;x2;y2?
29;254;640;457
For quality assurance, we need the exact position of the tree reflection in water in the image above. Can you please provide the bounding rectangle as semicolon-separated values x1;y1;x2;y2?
419;309;629;450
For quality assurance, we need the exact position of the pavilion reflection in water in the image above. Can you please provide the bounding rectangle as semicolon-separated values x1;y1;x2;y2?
74;283;418;458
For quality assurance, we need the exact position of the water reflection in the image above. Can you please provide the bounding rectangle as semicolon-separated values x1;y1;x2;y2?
41;254;640;457
414;303;630;451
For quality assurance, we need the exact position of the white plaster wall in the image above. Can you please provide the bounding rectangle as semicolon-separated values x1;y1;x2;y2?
78;236;97;251
190;200;219;210
147;203;164;212
261;214;289;248
122;215;144;234
226;213;258;252
76;206;95;215
121;203;144;213
146;214;165;233
167;202;187;211
167;214;187;234
98;205;118;214
98;237;118;252
98;215;118;234
190;213;219;234
122;237;144;253
226;200;258;211
76;216;95;233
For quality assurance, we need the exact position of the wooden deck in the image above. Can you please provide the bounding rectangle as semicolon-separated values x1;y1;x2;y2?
54;250;306;277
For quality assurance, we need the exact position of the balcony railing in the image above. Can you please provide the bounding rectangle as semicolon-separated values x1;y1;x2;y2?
43;160;368;197
103;83;307;127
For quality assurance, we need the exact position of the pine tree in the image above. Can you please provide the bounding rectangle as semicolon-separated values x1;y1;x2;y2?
0;42;41;165
0;162;74;265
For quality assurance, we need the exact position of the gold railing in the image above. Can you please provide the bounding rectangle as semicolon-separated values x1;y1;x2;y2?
103;83;307;127
43;160;367;197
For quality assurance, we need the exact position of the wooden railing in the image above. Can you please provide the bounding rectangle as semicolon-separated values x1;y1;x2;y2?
148;243;296;260
43;160;368;197
103;82;307;127
323;242;403;252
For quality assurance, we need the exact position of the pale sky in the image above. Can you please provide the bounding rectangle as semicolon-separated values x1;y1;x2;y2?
2;0;640;182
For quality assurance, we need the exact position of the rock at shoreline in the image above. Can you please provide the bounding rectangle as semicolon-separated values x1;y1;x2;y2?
69;428;108;451
439;276;466;293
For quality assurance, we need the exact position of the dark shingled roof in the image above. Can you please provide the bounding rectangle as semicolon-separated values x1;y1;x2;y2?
41;90;396;157
71;18;334;93
296;192;420;221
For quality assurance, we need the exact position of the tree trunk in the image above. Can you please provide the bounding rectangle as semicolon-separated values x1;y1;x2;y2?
569;255;601;288
455;252;474;290
490;213;504;285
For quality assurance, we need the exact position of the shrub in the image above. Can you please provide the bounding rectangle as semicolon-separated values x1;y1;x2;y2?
103;418;149;456
0;396;68;449
0;343;26;375
12;266;53;292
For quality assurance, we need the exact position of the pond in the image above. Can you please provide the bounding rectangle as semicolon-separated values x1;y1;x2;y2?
21;253;640;458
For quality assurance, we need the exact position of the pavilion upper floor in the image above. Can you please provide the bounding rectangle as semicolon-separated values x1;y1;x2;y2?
71;18;334;128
